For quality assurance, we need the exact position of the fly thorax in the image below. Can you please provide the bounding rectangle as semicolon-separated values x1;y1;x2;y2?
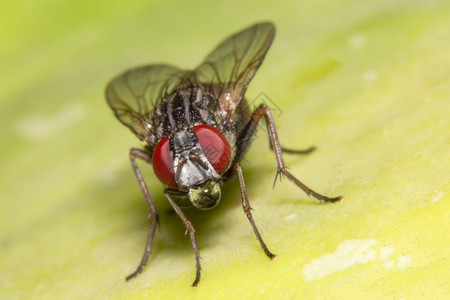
170;129;220;189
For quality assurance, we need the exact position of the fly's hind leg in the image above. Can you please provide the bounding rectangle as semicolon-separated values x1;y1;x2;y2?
270;143;316;155
237;104;342;203
266;128;316;154
126;148;159;281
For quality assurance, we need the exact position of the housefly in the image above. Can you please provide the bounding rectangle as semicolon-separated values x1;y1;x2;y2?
105;22;342;287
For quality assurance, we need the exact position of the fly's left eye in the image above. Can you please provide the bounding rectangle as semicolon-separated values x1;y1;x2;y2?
194;125;231;174
152;136;177;188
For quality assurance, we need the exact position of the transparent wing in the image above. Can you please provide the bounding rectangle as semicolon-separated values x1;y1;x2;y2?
105;64;186;140
193;22;275;105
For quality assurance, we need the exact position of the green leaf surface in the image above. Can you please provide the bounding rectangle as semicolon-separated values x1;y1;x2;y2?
1;0;449;299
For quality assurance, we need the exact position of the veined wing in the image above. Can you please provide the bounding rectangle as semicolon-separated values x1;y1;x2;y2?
192;22;275;118
105;64;186;140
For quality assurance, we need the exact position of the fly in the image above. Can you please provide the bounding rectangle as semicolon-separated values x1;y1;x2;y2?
105;22;342;287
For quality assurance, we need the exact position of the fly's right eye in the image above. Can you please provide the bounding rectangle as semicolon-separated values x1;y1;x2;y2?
194;125;231;174
152;136;177;188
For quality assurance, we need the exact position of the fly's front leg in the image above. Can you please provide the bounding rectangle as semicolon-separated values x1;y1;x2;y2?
235;163;276;259
239;104;342;203
164;190;202;287
126;148;159;281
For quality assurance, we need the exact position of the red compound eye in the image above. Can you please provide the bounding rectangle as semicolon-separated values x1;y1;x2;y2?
194;125;231;174
152;136;177;188
152;126;231;187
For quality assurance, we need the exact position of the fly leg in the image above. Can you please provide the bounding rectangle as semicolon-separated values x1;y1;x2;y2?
165;190;202;287
270;143;316;155
235;162;276;259
126;148;159;281
237;104;342;203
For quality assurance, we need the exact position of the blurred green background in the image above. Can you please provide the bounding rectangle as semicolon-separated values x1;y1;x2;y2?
1;0;449;299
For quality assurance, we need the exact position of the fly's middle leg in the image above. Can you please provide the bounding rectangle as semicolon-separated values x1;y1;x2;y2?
126;148;160;281
237;103;342;203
